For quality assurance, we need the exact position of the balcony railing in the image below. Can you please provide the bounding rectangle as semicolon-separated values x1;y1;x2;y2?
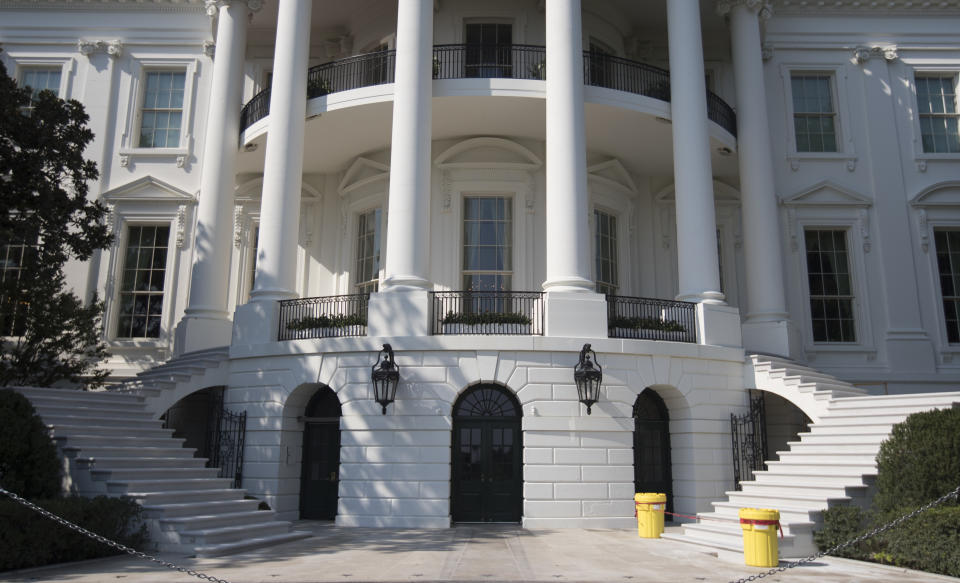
239;44;737;136
431;291;544;335
606;295;697;343
278;293;369;341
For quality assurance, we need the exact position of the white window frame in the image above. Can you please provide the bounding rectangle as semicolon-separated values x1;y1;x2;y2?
120;57;198;163
8;56;75;100
909;68;960;161
336;158;389;295
113;223;174;340
779;64;857;169
592;206;620;295
460;193;515;292
801;227;858;344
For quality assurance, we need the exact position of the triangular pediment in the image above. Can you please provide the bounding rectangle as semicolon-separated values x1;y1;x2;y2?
587;159;636;194
339;157;390;197
780;180;871;207
911;181;960;207
102;176;195;204
434;137;542;170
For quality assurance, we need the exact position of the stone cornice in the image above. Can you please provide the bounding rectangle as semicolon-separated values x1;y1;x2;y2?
203;0;262;18
0;0;205;12
716;0;774;18
772;0;960;12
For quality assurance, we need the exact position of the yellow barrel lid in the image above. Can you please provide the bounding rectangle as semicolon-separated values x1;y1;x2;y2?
738;508;780;520
634;492;668;503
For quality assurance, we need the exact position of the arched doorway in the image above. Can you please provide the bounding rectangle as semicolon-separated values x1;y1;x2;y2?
451;384;523;523
299;386;341;520
633;389;673;519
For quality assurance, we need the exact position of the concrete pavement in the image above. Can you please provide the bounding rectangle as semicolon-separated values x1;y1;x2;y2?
5;523;959;583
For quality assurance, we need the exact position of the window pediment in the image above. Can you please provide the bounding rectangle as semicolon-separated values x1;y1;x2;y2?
588;159;636;195
102;176;196;204
911;181;960;207
434;137;542;170
339;157;390;197
780;181;871;208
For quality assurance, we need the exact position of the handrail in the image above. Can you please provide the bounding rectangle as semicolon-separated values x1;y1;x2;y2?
278;293;369;341
606;295;697;343
431;290;544;335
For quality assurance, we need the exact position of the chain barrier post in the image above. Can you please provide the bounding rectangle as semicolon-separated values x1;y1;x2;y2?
727;484;960;583
0;485;232;583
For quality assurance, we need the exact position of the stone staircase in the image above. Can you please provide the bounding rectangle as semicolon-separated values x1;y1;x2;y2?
119;346;231;418
662;357;960;560
748;354;868;422
14;386;311;557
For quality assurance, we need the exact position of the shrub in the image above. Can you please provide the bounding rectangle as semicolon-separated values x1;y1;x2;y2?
441;310;531;326
874;407;960;514
880;506;960;577
0;495;147;571
286;313;366;331
813;506;873;560
607;315;686;332
0;389;60;499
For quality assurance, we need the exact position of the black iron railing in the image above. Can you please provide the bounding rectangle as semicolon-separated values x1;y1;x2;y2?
606;295;697;342
731;392;768;490
239;45;737;137
432;290;544;335
204;388;246;490
432;44;546;80
278;293;369;340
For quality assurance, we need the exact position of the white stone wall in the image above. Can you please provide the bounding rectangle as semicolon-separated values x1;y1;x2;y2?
224;338;746;526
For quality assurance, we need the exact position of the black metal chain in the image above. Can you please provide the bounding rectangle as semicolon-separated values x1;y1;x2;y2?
728;485;960;583
0;485;231;583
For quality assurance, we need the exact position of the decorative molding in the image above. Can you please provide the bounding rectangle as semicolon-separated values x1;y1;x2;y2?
202;41;215;58
77;39;122;59
441;169;452;212
789;159;800;171
234;204;245;248
176;155;187;169
106;203;119;248
858;208;871;253
524;174;535;213
205;0;261;17
846;159;857;172
118;154;129;168
853;45;899;65
787;208;798;251
761;43;774;62
917;160;928;173
918;209;929;253
175;205;187;248
716;0;773;17
776;0;960;10
780;180;872;208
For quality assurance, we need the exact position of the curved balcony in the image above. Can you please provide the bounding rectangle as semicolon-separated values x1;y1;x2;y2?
239;45;737;136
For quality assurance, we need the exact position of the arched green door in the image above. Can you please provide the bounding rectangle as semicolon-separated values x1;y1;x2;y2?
633;389;673;519
300;387;341;520
451;384;523;523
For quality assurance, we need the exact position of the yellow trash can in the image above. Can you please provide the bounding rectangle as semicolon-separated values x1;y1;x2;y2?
634;493;666;538
739;508;780;567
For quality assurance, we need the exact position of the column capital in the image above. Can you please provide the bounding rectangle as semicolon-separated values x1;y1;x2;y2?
205;0;262;18
716;0;772;19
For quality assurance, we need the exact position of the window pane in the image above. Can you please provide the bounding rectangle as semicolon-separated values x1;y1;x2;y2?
792;74;838;152
462;196;512;291
117;225;169;338
139;71;186;148
917;74;960;154
354;209;381;292
805;229;855;342
594;210;618;294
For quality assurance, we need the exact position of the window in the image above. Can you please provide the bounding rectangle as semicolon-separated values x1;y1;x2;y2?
247;225;260;299
594;209;618;295
354;209;381;294
0;241;34;336
934;229;960;343
791;74;838;153
464;23;512;78
804;229;855;343
117;225;169;338
916;75;960;154
18;67;61;114
463;196;512;292
139;71;186;148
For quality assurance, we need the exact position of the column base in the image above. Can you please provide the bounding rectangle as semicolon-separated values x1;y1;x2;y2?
544;291;608;338
174;311;233;356
696;303;743;349
367;289;431;337
231;300;281;346
741;317;802;359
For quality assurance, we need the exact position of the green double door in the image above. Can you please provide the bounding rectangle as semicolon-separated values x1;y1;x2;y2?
451;418;522;523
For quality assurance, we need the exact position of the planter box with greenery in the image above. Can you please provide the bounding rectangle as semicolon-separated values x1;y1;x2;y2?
440;310;531;334
285;313;366;337
607;315;688;340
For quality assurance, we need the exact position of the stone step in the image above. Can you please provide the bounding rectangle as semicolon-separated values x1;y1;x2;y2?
782;442;884;454
773;451;878;465
78;456;208;469
29;398;148;414
723;490;850;511
193;530;312;558
737;482;868;499
108;478;233;494
712;501;824;524
14;387;145;405
179;521;293;546
61;445;197;459
816;413;917;425
752;472;874;488
805;423;894;435
159;510;276;532
795;432;889;444
142;499;262;519
128;488;245;506
40;414;165;429
828;393;960;408
91;467;220;481
32;404;155;420
56;434;185;448
49;424;174;438
763;459;877;473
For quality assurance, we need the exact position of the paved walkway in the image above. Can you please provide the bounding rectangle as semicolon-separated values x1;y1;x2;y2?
5;523;958;583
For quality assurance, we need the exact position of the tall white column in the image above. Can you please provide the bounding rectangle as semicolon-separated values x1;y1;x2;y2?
722;0;797;356
667;0;724;304
381;0;433;291
543;0;593;293
249;0;312;303
176;0;256;355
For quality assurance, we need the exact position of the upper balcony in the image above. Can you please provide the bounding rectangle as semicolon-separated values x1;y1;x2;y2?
239;45;737;138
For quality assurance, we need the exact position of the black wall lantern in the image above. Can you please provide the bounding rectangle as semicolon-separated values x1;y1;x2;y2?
371;343;400;415
573;343;602;415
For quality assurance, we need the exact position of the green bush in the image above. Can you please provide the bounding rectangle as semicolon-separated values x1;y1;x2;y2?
441;310;531;326
0;495;147;571
814;506;873;560
286;313;366;331
607;315;686;332
0;389;61;499
880;506;960;577
874;407;960;514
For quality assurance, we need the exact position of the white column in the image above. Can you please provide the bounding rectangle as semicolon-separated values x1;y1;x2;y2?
543;0;593;293
176;0;255;354
381;0;433;291
722;1;797;355
249;0;312;303
667;0;724;304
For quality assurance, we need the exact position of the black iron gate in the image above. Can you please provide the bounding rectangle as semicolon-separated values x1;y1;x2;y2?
205;389;247;489
730;392;767;491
